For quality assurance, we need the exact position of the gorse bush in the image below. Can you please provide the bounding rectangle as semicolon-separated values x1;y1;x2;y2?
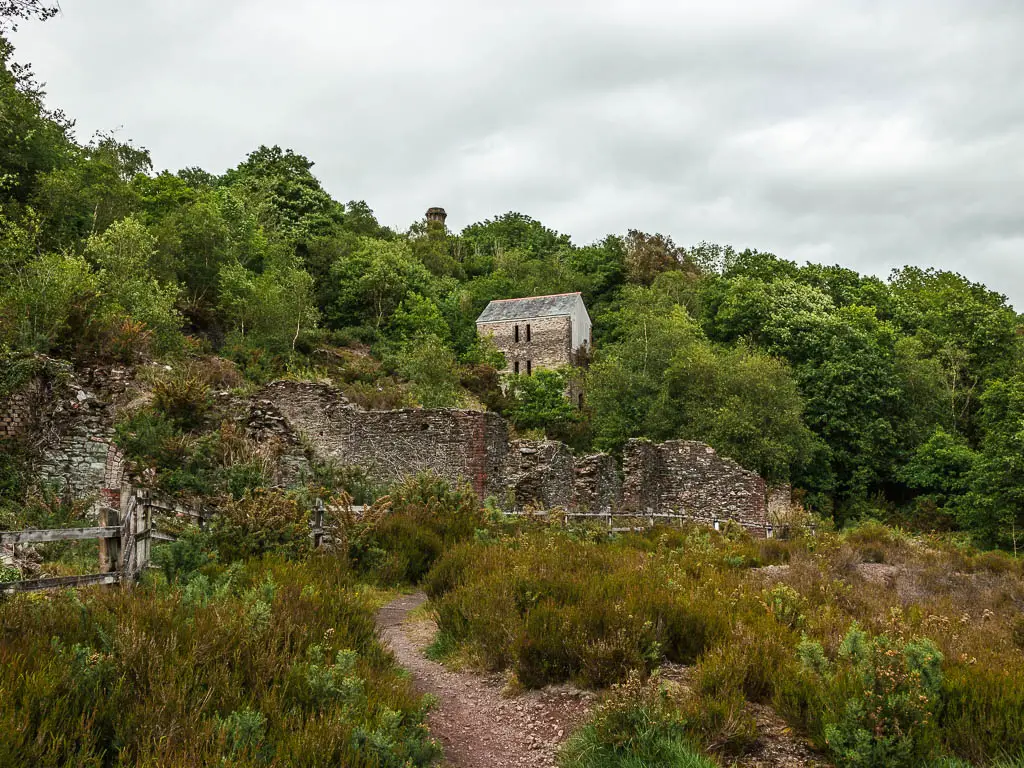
790;626;943;767
208;489;312;563
0;557;439;767
151;368;211;429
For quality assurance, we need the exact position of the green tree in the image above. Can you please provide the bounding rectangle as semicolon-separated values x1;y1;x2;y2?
218;259;318;353
85;216;181;351
624;229;682;286
889;267;1020;431
221;145;342;239
0;35;71;207
330;238;438;331
34;135;151;249
662;343;817;483
959;376;1024;547
392;334;461;408
0;250;97;352
506;368;580;434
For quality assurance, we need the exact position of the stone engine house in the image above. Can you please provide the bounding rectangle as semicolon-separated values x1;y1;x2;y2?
476;292;592;377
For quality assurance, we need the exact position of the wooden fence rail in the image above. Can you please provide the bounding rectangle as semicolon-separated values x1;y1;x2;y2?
1;527;122;545
1;489;152;595
1;493;801;596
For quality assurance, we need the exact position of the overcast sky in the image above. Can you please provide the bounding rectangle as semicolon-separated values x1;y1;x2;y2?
11;1;1024;307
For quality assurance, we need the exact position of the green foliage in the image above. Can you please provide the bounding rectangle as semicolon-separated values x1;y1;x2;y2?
115;414;273;500
791;626;943;767
506;368;580;435
219;257;318;353
0;558;440;767
560;673;718;768
151;368;211;429
587;285;815;482
391;333;462;408
958;375;1024;546
338;472;484;585
428;529;737;688
84;215;182;353
208;490;312;563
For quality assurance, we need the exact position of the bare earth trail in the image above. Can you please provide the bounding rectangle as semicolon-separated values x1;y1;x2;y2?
377;593;826;768
376;593;592;768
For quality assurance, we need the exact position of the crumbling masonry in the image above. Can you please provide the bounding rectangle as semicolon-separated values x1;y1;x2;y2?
254;382;774;535
2;375;780;537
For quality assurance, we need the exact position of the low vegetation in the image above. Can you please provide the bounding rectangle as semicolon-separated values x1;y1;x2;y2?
425;521;1024;766
0;557;439;767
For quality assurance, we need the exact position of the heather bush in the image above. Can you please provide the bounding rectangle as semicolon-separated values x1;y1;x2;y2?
336;472;485;585
0;557;439;767
428;529;736;688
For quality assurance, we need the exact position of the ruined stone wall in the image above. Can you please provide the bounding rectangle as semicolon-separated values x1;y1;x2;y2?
622;439;769;533
478;315;573;373
504;439;574;510
572;452;621;513
0;378;46;438
257;383;771;532
3;370;775;535
259;381;509;498
0;365;130;504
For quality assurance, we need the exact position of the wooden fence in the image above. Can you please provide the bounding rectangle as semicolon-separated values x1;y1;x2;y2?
1;496;794;595
1;490;152;595
506;509;783;538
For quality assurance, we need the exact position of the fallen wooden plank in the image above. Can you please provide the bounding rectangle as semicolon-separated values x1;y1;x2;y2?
0;527;122;545
0;572;120;594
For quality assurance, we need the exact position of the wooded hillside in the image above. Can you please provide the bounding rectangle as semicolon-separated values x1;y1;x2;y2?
1;12;1021;546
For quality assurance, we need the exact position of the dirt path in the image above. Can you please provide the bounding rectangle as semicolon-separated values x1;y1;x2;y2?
376;593;592;768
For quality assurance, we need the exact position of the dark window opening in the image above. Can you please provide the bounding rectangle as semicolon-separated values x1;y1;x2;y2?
527;360;532;376
514;361;520;375
526;324;531;342
514;324;519;342
578;392;584;409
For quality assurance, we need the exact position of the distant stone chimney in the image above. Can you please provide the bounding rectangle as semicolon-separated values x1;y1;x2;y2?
425;207;447;225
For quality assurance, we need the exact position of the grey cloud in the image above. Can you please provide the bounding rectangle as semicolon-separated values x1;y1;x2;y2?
11;0;1024;307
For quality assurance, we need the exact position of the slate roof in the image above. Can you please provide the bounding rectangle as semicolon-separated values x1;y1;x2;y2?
476;292;582;323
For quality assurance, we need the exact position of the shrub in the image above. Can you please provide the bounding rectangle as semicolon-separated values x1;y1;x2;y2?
1013;616;1024;651
373;514;443;584
336;473;485;586
152;369;211;429
560;673;718;768
0;558;440;767
151;525;216;584
208;490;312;563
388;472;485;543
116;415;275;500
786;625;943;767
428;531;736;689
311;462;384;505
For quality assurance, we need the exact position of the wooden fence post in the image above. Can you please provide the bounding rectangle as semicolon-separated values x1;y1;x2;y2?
312;498;325;548
118;487;151;584
98;505;121;574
